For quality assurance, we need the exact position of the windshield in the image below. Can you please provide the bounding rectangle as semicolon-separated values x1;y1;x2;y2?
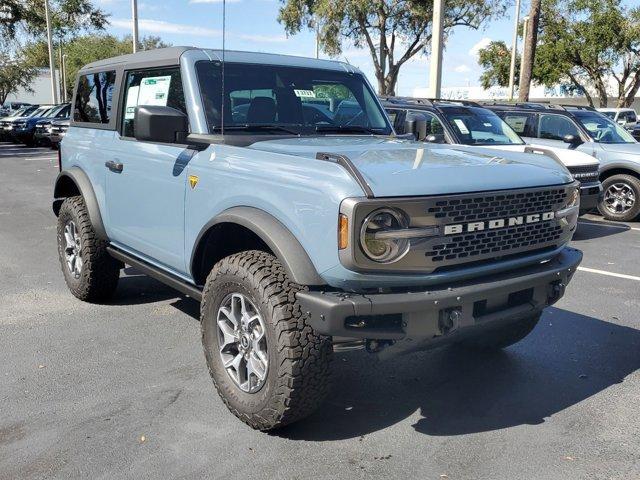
574;111;636;144
440;106;524;145
600;111;616;120
195;61;392;136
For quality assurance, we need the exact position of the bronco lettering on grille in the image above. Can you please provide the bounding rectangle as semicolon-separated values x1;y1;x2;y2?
443;211;555;235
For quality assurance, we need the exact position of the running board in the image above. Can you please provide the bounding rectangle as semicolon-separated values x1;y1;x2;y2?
107;246;203;302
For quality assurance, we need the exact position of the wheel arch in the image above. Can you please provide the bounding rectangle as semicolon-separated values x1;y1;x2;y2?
53;167;108;240
190;207;326;287
599;163;640;181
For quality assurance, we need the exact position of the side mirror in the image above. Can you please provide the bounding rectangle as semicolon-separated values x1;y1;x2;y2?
134;105;188;144
404;113;428;141
563;134;582;147
425;133;445;144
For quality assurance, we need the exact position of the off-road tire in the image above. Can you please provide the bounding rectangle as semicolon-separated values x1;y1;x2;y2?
598;174;640;222
56;196;120;302
200;250;332;430
459;313;541;350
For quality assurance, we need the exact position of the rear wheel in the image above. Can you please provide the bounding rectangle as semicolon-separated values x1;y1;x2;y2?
56;196;120;302
200;250;332;430
598;174;640;222
458;313;541;350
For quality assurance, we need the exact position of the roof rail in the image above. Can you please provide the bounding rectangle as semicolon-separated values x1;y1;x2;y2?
378;96;434;106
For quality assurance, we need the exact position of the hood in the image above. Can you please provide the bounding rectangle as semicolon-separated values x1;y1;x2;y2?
599;142;640;156
480;143;599;168
248;136;573;197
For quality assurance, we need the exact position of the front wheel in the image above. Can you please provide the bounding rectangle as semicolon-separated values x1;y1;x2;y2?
598;174;640;222
200;251;332;430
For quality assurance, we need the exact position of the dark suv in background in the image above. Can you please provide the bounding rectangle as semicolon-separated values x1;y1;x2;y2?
484;102;640;222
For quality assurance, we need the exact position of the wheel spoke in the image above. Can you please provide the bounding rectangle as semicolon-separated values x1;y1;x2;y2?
217;320;237;351
247;352;266;382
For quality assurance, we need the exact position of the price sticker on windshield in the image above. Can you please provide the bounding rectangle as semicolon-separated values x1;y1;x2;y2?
454;119;470;134
294;89;316;98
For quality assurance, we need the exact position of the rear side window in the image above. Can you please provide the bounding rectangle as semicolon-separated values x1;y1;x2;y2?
74;71;116;123
538;114;580;140
501;112;535;137
121;67;186;138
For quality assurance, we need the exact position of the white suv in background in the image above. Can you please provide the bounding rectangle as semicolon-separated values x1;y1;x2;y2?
597;108;638;130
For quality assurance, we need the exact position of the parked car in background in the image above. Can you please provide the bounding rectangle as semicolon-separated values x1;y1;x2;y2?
0;105;40;141
34;104;71;146
0;101;31;117
11;104;70;146
485;103;640;222
53;47;582;430
382;97;602;215
597;107;637;130
49;118;70;149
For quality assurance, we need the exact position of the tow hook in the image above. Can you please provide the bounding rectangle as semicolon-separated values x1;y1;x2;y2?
547;281;566;303
439;307;462;335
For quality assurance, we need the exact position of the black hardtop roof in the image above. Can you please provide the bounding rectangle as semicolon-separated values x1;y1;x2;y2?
80;46;196;71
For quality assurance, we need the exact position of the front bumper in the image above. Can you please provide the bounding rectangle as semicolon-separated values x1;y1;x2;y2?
298;247;582;349
579;182;603;214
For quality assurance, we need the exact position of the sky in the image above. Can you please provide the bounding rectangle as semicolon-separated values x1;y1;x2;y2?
95;0;519;95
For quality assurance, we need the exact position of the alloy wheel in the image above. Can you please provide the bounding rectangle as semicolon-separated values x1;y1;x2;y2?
63;221;83;278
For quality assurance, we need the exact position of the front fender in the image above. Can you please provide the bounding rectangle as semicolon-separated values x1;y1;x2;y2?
191;206;325;286
53;167;108;240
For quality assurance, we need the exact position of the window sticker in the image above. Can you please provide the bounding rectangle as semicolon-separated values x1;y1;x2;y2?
138;75;172;107
124;85;139;120
294;89;315;98
453;118;470;134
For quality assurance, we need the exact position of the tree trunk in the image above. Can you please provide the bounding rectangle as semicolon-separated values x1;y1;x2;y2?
518;0;541;101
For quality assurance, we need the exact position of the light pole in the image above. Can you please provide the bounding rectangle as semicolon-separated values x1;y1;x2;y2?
429;0;445;98
131;0;139;53
508;0;522;101
61;54;68;103
44;0;59;104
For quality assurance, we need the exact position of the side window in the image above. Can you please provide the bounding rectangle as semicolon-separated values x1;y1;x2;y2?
502;113;534;137
384;108;403;132
409;110;445;136
74;70;116;123
538;114;580;140
121;67;186;138
628;111;637;123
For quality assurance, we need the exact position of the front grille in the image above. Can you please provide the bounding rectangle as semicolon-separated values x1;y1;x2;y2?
567;164;599;184
343;184;577;273
427;187;567;223
427;222;563;263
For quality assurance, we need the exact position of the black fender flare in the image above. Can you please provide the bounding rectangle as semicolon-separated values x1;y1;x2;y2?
191;206;326;286
52;167;108;240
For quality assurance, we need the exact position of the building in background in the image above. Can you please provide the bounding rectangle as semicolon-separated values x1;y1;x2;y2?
4;68;60;105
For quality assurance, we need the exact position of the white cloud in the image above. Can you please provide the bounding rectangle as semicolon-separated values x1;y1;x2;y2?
110;18;285;42
468;37;492;57
454;64;471;73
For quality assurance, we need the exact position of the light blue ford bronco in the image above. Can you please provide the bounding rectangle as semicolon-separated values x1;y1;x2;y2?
53;47;582;430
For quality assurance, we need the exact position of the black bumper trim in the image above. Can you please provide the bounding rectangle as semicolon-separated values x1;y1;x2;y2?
297;248;582;339
579;183;603;213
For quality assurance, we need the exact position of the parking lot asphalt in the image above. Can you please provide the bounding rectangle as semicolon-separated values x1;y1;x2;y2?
0;142;639;480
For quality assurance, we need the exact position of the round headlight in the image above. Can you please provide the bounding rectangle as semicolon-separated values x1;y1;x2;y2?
360;208;410;263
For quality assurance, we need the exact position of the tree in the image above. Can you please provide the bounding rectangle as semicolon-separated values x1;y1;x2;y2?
0;54;37;105
24;35;171;98
0;0;107;38
278;0;507;95
518;0;541;101
477;40;519;90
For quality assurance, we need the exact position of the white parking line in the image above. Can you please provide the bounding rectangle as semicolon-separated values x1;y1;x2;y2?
579;220;640;232
577;266;640;282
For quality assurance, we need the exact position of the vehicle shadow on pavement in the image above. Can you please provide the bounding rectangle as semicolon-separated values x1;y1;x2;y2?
109;268;196;307
574;221;630;240
277;308;640;440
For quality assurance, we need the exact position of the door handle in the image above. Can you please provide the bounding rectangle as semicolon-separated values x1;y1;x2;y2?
105;160;124;172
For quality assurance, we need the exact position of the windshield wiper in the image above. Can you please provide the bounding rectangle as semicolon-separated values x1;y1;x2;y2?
315;125;380;135
217;124;301;135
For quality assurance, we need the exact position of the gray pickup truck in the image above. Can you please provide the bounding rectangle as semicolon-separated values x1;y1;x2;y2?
53;47;582;430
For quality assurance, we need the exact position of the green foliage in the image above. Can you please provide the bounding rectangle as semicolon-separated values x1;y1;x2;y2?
23;35;171;97
0;0;107;38
477;40;519;90
278;0;507;95
0;53;37;104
